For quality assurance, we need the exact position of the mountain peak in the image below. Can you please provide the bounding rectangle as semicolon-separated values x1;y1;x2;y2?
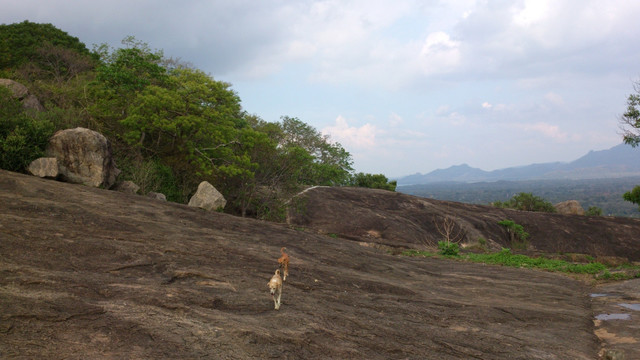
397;144;640;185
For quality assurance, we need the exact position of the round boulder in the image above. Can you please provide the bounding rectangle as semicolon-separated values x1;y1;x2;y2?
46;127;121;188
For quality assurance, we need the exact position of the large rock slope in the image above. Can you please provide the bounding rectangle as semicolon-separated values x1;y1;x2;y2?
287;186;640;261
0;170;608;359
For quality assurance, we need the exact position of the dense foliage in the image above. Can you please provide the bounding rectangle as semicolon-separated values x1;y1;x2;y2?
623;186;640;211
0;87;54;171
619;80;640;213
492;192;556;213
620;80;640;147
349;172;397;191
0;20;94;73
0;21;395;219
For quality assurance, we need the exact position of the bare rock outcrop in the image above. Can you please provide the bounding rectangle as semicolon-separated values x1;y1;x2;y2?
3;169;640;359
188;181;226;210
45;127;120;188
555;200;585;215
0;78;45;112
113;180;140;194
27;157;59;178
147;192;167;201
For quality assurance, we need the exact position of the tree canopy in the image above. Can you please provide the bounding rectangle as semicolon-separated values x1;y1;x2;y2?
620;80;640;212
0;20;94;74
0;21;394;220
620;80;640;147
492;192;556;213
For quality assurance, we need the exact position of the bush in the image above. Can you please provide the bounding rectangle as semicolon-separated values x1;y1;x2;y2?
115;156;187;203
585;206;603;216
493;192;556;213
0;90;54;172
498;219;530;247
438;240;459;256
349;172;397;191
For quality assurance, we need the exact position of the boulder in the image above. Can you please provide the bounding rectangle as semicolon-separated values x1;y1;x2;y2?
27;157;59;178
22;94;45;112
188;181;226;211
46;127;121;188
147;192;167;201
113;181;140;194
0;78;45;111
554;200;585;215
0;78;29;98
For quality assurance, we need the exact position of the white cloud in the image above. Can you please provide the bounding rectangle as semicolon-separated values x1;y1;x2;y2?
482;102;492;109
521;122;568;141
417;31;461;75
322;116;377;148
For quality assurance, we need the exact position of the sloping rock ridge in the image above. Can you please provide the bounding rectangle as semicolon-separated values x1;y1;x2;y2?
287;186;640;261
2;170;639;359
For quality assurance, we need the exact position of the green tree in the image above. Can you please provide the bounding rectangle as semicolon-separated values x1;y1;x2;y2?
492;192;556;213
89;37;168;138
94;36;167;94
121;67;245;179
0;88;54;172
619;80;640;212
278;116;353;185
585;206;603;216
620;80;640;147
623;186;640;211
0;21;93;72
349;172;397;191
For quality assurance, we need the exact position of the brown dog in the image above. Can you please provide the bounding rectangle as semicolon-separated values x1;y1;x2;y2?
278;247;289;281
267;269;283;310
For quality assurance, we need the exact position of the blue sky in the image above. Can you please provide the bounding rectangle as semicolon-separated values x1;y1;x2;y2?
3;0;640;177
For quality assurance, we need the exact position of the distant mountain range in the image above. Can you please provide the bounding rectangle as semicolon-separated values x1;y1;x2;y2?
397;143;640;186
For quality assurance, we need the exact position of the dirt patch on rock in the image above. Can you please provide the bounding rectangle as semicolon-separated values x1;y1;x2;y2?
2;170;638;358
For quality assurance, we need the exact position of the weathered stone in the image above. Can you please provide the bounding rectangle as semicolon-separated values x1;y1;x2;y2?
27;157;59;178
3;169;640;360
555;200;585;215
0;78;29;99
0;78;45;111
188;181;226;211
147;192;167;201
22;94;45;112
46;127;121;188
113;181;140;194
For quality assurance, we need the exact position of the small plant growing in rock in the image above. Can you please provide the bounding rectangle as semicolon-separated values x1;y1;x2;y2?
438;240;459;256
498;220;529;241
434;215;466;256
585;206;603;216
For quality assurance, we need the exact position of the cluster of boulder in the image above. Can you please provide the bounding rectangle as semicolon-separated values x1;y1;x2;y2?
0;78;45;112
1;78;226;211
27;127;226;211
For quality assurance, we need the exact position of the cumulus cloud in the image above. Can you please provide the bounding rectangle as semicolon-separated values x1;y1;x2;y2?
417;31;461;75
322;116;377;148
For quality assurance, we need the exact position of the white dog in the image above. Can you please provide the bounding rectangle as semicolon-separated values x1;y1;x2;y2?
267;269;283;310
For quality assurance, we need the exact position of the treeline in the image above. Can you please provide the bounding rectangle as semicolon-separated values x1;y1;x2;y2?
0;21;395;220
398;177;640;218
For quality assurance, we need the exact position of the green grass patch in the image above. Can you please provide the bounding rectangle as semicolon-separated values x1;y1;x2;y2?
401;247;640;280
464;248;607;274
402;249;436;257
